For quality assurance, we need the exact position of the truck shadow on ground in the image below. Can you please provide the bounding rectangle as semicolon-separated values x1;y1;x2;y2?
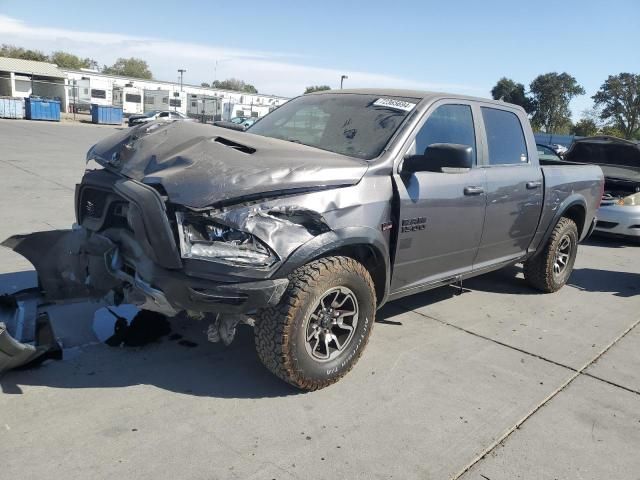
0;305;421;400
1;261;636;398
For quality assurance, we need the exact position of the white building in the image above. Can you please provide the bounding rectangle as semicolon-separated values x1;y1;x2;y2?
0;56;67;102
0;56;289;118
62;68;288;119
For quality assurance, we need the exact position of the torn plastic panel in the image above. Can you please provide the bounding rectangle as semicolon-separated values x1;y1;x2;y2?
2;229;120;303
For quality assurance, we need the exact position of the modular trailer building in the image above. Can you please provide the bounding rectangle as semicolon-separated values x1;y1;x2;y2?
0;57;289;118
62;68;288;119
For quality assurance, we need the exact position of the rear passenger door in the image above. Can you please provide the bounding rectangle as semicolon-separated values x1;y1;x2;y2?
474;106;543;269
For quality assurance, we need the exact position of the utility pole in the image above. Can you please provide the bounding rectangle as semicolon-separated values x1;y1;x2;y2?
176;69;186;113
340;75;348;89
178;69;186;91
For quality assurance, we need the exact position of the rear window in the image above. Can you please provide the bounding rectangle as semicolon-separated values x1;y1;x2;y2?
482;107;528;165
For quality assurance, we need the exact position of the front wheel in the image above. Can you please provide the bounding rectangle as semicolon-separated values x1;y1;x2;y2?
524;217;579;293
254;256;376;390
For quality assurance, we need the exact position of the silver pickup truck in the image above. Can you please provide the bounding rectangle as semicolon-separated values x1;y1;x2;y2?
1;89;604;389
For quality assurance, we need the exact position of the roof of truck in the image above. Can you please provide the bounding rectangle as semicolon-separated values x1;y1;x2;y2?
307;88;520;109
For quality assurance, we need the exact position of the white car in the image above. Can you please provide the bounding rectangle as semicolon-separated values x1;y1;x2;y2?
128;110;191;127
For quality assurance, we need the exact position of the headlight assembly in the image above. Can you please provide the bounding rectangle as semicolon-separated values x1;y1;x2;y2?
176;212;277;267
618;192;640;206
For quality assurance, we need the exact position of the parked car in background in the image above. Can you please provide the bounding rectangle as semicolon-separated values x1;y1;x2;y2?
128;110;191;127
229;116;248;124
242;117;259;128
551;143;568;156
213;116;258;131
537;143;563;162
562;136;640;240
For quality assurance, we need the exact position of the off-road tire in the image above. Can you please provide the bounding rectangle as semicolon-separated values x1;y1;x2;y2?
254;256;376;390
524;217;579;293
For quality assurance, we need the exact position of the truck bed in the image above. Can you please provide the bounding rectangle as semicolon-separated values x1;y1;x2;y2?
528;163;604;253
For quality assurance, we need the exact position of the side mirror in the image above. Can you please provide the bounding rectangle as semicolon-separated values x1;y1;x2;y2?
402;143;474;173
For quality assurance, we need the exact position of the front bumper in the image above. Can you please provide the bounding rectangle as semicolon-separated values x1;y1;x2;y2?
106;239;288;315
4;168;291;316
594;204;640;238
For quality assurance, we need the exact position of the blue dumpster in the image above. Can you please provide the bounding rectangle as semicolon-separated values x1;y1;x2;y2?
0;98;24;119
25;97;60;121
91;104;123;125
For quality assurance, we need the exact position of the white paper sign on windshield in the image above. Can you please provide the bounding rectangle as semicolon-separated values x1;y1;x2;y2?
373;98;416;112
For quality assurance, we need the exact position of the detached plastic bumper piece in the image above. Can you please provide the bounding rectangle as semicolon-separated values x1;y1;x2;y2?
0;290;62;374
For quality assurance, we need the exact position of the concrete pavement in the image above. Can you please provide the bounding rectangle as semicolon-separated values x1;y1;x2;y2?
0;119;638;479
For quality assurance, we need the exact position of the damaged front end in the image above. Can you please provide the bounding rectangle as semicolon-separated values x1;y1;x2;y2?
1;178;336;373
0;121;361;372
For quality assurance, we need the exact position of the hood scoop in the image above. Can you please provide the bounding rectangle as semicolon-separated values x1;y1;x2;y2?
214;136;256;154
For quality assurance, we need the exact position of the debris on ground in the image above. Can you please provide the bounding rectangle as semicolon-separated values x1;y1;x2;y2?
93;305;171;347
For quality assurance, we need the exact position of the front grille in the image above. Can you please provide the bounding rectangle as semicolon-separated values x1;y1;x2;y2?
596;220;618;229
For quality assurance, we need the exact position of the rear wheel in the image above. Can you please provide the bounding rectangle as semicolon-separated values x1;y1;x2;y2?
524;217;579;293
254;256;376;390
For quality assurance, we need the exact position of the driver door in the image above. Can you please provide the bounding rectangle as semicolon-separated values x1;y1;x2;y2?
390;102;487;295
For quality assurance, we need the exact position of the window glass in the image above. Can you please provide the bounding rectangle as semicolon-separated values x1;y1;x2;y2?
158;112;169;117
169;99;181;107
482;107;528;165
91;89;106;99
125;94;141;103
536;144;560;162
250;94;417;159
415;104;476;163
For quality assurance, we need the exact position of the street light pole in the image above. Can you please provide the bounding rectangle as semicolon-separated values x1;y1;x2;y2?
340;75;348;89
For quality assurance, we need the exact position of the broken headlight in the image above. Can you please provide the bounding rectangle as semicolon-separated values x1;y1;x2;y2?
176;212;277;267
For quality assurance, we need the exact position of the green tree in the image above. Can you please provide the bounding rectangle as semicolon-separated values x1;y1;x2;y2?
0;44;48;62
571;118;599;137
304;85;331;94
490;77;533;113
529;72;585;133
592;73;640;140
50;51;96;69
103;57;153;79
600;125;626;138
200;82;211;88
212;78;258;93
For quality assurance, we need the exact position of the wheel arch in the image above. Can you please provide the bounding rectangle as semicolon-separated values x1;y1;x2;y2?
274;226;390;307
532;196;587;258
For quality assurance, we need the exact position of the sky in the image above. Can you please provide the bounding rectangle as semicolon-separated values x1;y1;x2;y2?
1;0;638;118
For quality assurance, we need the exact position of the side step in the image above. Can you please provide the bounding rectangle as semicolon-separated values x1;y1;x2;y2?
0;289;62;374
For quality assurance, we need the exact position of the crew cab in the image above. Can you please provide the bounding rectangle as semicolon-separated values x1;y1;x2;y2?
1;90;604;389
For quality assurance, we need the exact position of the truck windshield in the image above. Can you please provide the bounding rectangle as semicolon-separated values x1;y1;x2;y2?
248;93;419;160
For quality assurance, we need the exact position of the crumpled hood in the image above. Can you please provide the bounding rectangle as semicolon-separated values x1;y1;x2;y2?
87;121;368;208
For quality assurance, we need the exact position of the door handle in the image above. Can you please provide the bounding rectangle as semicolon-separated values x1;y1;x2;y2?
526;181;542;189
464;186;484;195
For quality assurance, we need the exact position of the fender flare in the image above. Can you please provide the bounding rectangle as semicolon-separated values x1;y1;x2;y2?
531;195;587;257
274;226;391;304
